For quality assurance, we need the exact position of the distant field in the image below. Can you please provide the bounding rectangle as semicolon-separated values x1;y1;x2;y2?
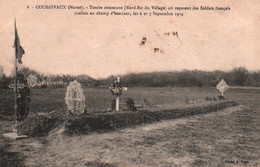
0;87;259;117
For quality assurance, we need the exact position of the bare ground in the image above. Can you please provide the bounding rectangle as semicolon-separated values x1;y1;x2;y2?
2;105;259;167
0;121;25;167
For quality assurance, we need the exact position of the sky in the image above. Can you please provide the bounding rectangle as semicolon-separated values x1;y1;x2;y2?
0;0;259;78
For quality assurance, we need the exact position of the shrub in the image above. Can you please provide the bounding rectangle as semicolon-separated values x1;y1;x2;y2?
125;98;137;111
41;84;47;88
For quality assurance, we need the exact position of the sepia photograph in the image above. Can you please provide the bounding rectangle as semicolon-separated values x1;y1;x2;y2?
0;0;259;166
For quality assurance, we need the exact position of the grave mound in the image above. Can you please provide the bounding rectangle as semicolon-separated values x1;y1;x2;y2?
17;110;67;137
17;101;236;137
64;101;237;135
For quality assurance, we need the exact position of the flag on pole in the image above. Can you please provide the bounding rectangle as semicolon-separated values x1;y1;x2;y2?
14;19;25;64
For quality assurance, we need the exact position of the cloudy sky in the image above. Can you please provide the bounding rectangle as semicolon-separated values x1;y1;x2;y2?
0;0;259;78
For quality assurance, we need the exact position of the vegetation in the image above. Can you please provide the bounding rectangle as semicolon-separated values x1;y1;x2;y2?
0;65;259;89
101;67;260;87
0;66;96;88
125;98;137;111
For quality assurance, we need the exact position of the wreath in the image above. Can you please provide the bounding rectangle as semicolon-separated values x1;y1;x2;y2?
109;81;122;96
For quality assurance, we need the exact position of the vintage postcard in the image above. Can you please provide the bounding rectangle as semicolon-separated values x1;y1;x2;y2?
0;0;259;166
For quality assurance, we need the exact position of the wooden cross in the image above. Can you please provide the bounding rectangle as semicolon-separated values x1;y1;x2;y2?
110;77;128;112
8;81;25;91
8;81;25;98
115;86;128;111
8;83;25;90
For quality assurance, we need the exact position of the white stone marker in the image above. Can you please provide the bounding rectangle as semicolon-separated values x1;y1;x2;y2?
65;80;85;115
216;79;229;96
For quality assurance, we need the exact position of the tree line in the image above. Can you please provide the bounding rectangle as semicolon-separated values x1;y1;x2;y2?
0;66;96;89
0;66;259;89
98;67;260;87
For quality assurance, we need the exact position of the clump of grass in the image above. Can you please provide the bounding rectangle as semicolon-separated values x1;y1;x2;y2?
85;161;117;167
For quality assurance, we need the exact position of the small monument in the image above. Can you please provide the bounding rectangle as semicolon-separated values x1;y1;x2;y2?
16;74;31;122
216;79;229;96
109;77;127;111
4;74;30;139
65;80;85;115
27;74;39;88
8;74;31;123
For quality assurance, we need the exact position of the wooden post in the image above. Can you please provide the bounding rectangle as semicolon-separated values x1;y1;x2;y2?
13;18;19;132
2;18;29;139
116;96;120;112
13;39;18;132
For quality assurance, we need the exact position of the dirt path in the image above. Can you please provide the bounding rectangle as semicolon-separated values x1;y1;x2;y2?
0;121;25;167
2;105;258;167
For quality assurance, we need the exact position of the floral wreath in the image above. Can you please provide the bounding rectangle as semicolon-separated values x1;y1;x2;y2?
109;86;122;96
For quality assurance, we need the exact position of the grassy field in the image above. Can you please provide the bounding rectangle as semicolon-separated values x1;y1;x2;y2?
0;87;259;166
1;86;259;115
19;105;259;167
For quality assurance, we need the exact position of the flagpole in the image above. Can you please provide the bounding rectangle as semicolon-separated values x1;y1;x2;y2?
14;18;18;131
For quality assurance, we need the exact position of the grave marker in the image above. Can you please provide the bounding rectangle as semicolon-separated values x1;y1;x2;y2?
9;74;31;122
16;74;31;122
216;79;229;96
109;77;127;111
65;81;85;115
8;82;25;90
8;81;25;98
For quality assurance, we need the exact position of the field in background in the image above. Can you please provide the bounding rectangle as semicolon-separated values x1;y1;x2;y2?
31;87;223;113
0;87;260;118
